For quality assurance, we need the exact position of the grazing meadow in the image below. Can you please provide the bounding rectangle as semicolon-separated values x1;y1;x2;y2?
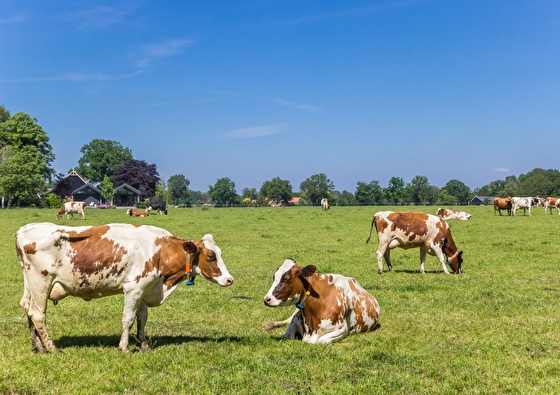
1;205;559;394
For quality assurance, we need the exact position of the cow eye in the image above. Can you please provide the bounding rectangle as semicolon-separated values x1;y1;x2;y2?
281;275;291;284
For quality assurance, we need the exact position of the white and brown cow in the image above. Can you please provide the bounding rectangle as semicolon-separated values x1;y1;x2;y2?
436;207;472;221
263;258;380;344
544;197;559;214
56;201;85;220
320;198;330;210
366;211;463;274
126;208;149;217
16;223;234;353
511;197;532;216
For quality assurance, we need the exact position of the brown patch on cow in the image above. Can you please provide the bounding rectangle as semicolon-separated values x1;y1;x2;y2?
62;226;128;277
137;236;186;286
432;219;447;247
388;212;429;241
302;274;346;332
23;242;37;255
375;217;388;234
41;270;48;276
347;279;373;332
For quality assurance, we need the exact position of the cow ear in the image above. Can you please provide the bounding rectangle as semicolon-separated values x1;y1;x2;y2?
301;265;316;278
182;241;198;254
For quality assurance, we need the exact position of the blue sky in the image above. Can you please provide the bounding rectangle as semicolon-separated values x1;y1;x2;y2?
1;1;559;193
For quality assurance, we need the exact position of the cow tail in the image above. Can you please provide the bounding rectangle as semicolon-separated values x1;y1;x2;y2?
365;215;377;244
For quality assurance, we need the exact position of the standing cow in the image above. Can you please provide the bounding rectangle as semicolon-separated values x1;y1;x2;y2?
263;258;380;344
493;197;512;216
320;198;330;210
56;201;86;220
147;202;167;215
544;197;559;214
366;211;463;274
511;197;532;216
16;223;234;353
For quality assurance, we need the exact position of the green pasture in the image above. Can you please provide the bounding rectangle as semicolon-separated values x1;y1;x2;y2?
1;205;559;394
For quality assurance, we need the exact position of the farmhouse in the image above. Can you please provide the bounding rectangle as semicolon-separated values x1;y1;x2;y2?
469;195;495;205
52;170;142;207
52;170;103;206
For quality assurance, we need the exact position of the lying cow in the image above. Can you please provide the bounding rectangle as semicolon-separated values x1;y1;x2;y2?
493;197;512;216
263;258;380;344
126;208;149;217
147;202;167;215
16;223;234;353
436;207;472;221
511;197;532;216
56;201;85;220
366;211;463;274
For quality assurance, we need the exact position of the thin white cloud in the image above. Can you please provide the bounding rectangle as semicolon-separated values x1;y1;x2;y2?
0;14;26;25
66;4;139;30
494;168;510;173
225;123;285;139
0;71;143;83
134;39;195;68
274;99;320;111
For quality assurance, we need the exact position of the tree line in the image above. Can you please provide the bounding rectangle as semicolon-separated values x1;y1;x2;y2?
2;105;560;208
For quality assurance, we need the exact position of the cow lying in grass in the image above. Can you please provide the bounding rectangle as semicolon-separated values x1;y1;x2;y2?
127;208;149;217
263;258;380;344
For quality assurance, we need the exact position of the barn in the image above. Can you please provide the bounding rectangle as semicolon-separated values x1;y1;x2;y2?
469;195;495;206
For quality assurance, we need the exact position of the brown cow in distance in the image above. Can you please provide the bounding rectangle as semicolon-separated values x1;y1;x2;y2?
493;197;512;216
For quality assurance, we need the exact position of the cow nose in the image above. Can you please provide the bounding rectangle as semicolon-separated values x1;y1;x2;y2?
226;277;234;286
264;296;272;306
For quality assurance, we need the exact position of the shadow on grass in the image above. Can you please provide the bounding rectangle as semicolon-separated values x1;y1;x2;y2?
56;334;244;350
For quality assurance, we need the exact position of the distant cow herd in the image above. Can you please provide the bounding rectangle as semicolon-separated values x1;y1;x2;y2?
14;193;560;352
493;196;559;216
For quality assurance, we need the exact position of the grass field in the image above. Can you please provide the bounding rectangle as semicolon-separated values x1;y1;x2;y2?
1;205;559;394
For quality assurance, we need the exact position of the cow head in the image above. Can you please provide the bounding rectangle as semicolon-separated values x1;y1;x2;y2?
447;250;463;273
263;258;316;307
183;234;233;287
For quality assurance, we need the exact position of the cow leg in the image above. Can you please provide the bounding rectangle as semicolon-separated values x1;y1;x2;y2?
376;244;389;274
419;250;427;274
383;250;393;272
433;249;450;274
27;316;45;353
283;310;304;341
262;308;298;330
120;292;142;352
27;300;57;352
136;302;150;350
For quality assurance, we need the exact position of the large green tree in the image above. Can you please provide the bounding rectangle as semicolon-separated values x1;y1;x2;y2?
407;175;433;205
168;174;190;205
0;147;49;206
0;111;55;206
76;139;133;183
442;179;471;205
299;173;334;205
208;177;238;206
354;180;383;205
384;176;405;204
259;177;293;205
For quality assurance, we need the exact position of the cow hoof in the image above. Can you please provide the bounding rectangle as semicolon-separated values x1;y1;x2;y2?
140;342;151;351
